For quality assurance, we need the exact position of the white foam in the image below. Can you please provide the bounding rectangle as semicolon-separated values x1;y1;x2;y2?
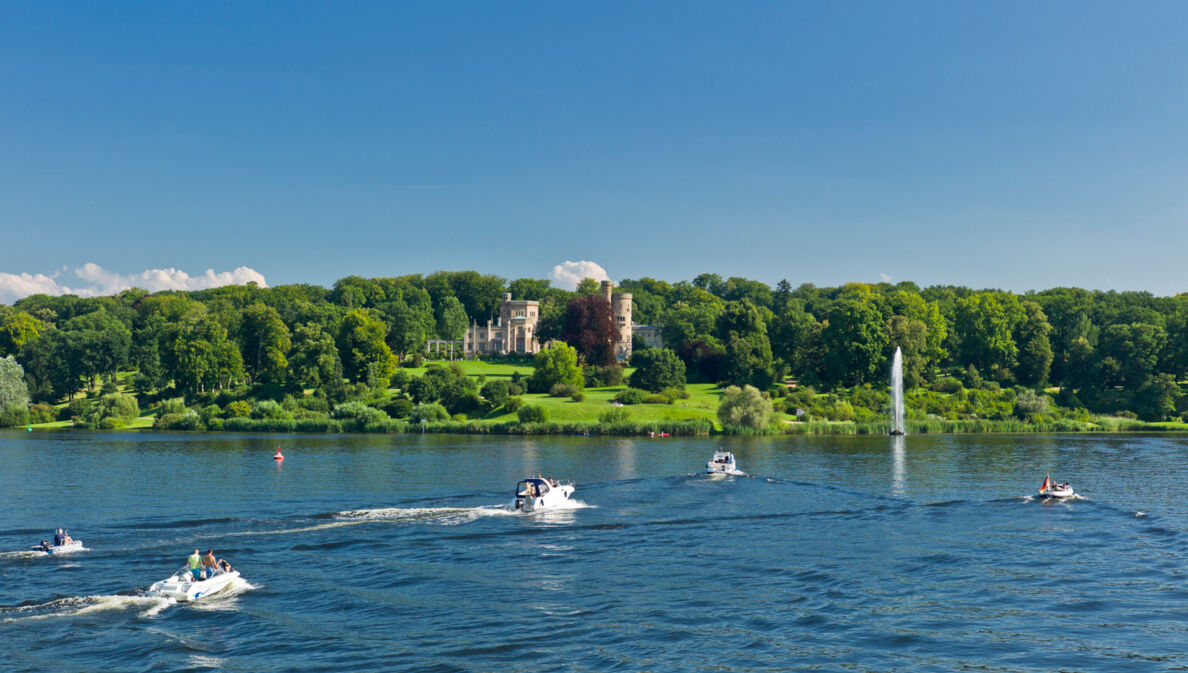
188;576;258;611
223;506;513;537
0;594;174;624
188;655;225;669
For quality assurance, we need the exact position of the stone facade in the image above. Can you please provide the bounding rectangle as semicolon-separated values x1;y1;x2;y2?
464;293;541;356
632;324;664;349
603;281;634;361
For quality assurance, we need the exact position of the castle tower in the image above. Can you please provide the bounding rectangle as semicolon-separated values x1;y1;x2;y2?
600;280;633;360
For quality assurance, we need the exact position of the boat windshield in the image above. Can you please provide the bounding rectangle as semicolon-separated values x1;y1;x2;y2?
516;479;550;497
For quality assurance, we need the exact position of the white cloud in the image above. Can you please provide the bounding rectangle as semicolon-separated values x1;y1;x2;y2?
0;263;268;304
549;260;610;291
879;272;893;283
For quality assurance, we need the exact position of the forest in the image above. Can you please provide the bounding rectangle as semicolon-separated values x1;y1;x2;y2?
0;271;1185;431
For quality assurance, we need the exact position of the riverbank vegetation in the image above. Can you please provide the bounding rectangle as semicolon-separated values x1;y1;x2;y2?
1;271;1187;435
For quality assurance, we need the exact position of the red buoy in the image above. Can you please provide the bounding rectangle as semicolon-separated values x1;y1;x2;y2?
273;447;284;461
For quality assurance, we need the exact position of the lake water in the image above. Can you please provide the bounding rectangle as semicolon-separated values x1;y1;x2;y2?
2;431;1187;672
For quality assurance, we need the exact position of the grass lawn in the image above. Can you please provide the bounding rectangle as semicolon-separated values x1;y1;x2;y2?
398;360;539;380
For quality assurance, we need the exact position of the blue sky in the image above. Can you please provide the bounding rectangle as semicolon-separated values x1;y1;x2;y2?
2;1;1187;299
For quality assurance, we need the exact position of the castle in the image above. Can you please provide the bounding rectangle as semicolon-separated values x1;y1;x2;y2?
428;281;653;360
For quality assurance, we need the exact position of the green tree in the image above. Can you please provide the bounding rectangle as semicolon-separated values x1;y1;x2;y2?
435;296;469;360
1133;373;1179;421
1014;301;1054;386
0;356;30;427
239;304;291;384
0;310;44;357
716;299;776;387
819;299;889;387
629;348;686;392
717;384;772;430
1098;323;1166;387
953;293;1023;378
886;315;927;389
527;341;584;393
337;309;396;384
288;322;342;389
575;278;601;296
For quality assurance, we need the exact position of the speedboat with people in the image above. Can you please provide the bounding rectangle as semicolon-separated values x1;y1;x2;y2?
147;564;241;601
1039;474;1075;499
706;451;742;475
32;529;84;555
515;476;575;512
31;540;85;555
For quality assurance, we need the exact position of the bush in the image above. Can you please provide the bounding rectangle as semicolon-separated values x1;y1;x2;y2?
0;405;29;427
502;397;524;413
549;383;580;398
661;386;690;402
718;384;773;430
99;394;140;423
599;408;630;424
63;397;96;421
931;377;963;394
252;399;291;420
583;364;624;388
390;369;411;390
154;409;203;431
613;388;648;405
333;401;391;431
225;400;251;418
528;342;584;393
28;403;55;424
481;380;510;407
1014;389;1050;420
507;383;524;396
410;402;449;423
643;393;670;404
382;397;414;419
517;404;549;423
571;391;585;402
629;348;686;393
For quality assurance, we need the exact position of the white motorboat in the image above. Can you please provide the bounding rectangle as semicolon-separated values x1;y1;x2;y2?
706;451;742;475
147;567;240;601
1040;483;1075;499
30;540;85;556
1039;474;1074;499
515;477;575;512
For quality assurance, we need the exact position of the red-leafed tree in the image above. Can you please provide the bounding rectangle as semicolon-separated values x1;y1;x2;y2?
562;295;618;366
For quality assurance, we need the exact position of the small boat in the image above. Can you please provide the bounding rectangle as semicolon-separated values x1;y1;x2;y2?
147;566;241;601
1039;474;1074;499
30;540;85;555
706;451;742;475
515;477;575;512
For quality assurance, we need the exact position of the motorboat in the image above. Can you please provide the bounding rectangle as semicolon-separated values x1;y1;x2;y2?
706;451;741;475
515;477;575;512
147;566;240;601
1039;473;1074;499
30;540;85;555
1040;482;1075;499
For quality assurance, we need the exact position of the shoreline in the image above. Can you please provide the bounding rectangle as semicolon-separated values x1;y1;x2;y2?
14;418;1188;437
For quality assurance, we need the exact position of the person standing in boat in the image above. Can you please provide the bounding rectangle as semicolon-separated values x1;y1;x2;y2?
187;549;202;580
201;550;219;578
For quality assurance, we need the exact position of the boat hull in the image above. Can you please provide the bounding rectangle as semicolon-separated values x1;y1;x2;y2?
520;484;574;512
1040;488;1075;498
30;541;84;555
148;571;240;601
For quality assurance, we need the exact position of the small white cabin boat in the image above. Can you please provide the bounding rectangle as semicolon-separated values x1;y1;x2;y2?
147;566;240;601
515;477;575;512
1040;482;1075;499
706;451;741;475
30;540;85;556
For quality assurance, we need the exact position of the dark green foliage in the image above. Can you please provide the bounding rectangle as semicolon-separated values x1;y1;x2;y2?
527;342;583;393
480;380;509;406
582;364;624;388
517;404;549;423
613;388;648;405
628;348;686;392
549;383;579;398
0;356;30;426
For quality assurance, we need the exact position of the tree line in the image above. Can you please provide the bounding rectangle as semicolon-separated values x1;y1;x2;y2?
0;271;1185;423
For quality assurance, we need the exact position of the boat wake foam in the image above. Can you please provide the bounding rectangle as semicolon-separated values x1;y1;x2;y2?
187;576;258;611
0;594;175;623
0;550;43;560
336;505;517;526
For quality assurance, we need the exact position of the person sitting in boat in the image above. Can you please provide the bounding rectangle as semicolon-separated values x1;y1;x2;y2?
39;540;51;552
188;549;202;580
202;550;219;578
53;529;64;546
218;559;233;573
62;530;74;544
